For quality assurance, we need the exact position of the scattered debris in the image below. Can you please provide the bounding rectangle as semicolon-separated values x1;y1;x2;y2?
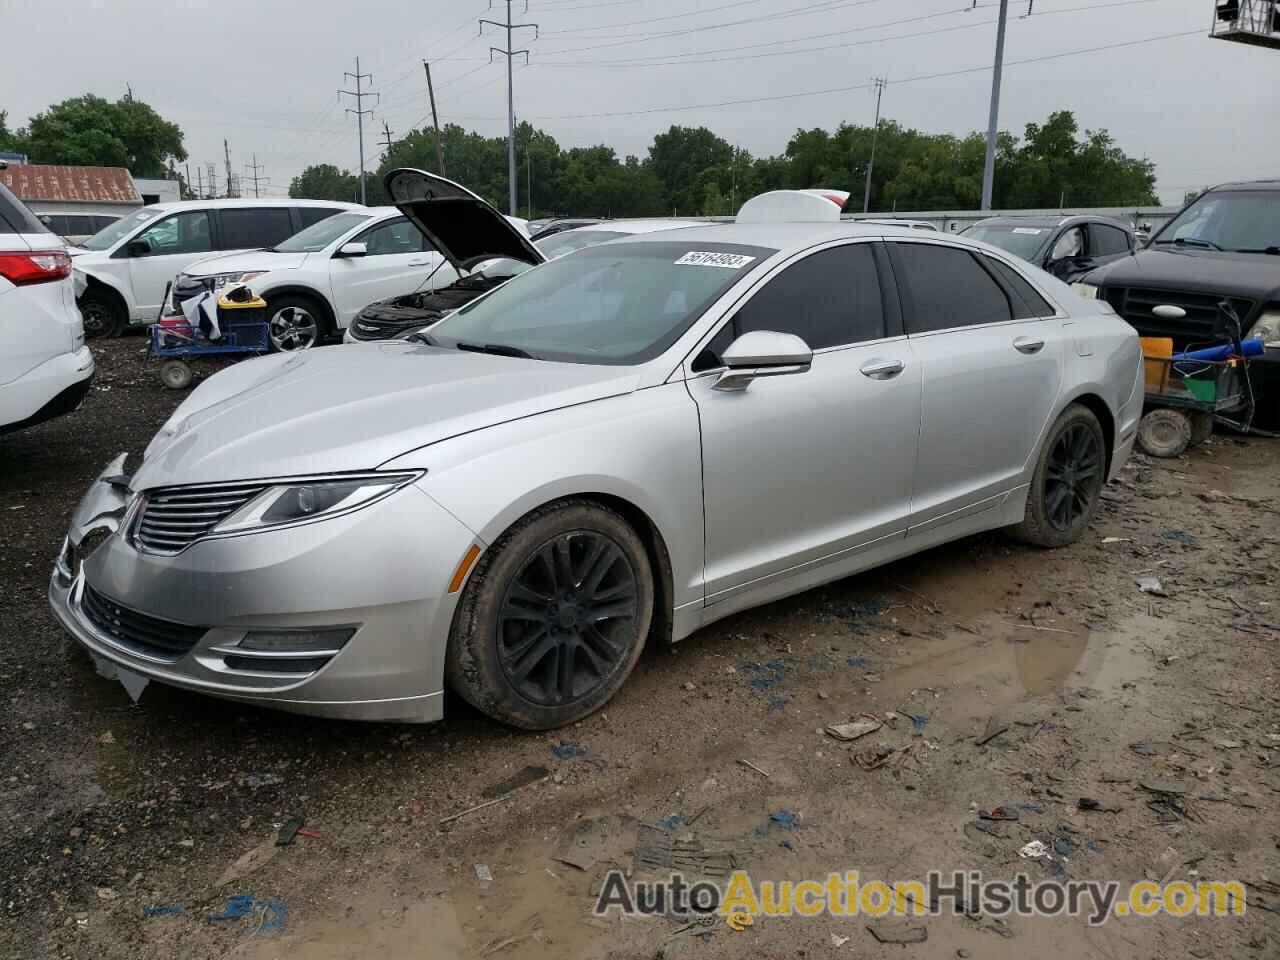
217;835;280;887
97;731;115;745
852;746;899;770
831;933;850;948
826;717;883;741
1019;840;1050;859
1161;530;1196;545
483;765;552;799
978;806;1019;821
1101;537;1132;544
275;817;304;847
243;772;284;789
769;810;799;830
906;713;929;732
737;759;770;778
726;912;754;932
474;863;494;882
1136;576;1167;597
95;887;116;900
658;814;686;831
207;895;286;929
634;824;738;878
976;717;1009;746
142;904;184;918
866;923;928;944
1077;797;1122;813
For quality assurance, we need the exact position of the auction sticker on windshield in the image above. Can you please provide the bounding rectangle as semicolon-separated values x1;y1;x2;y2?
1012;227;1044;235
675;251;757;269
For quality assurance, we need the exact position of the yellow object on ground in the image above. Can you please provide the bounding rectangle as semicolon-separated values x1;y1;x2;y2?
726;912;754;931
1140;336;1174;393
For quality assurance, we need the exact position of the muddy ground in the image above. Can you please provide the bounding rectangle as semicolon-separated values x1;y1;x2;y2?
2;338;1278;960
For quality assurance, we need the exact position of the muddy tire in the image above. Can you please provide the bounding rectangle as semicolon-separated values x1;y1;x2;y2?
445;500;654;730
158;360;193;390
1012;404;1107;548
1136;408;1192;458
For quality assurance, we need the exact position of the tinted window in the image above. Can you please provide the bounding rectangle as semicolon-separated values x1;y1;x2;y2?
982;256;1056;319
0;182;49;235
358;217;430;255
893;243;1012;333
136;210;212;256
730;244;884;349
298;206;341;229
1089;223;1130;256
217;207;295;250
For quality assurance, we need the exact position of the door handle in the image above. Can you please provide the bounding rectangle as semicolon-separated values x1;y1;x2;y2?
408;259;432;267
1013;336;1045;355
859;358;905;380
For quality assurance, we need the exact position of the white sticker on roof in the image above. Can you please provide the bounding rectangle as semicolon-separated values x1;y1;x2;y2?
674;251;756;269
1011;227;1044;235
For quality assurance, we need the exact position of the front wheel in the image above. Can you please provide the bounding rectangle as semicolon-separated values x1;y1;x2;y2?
445;500;655;730
1012;404;1107;548
79;290;126;338
267;295;324;352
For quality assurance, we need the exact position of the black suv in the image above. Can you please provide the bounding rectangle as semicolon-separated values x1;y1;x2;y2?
1079;179;1280;431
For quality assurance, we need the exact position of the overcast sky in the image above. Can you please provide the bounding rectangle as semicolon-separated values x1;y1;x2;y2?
2;0;1276;206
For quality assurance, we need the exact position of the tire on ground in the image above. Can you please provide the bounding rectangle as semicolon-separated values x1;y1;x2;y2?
266;294;327;352
1012;403;1108;548
445;499;655;730
1136;408;1192;458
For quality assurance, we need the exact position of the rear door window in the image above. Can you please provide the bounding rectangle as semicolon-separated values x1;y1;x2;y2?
357;217;431;255
216;207;296;250
1088;223;1131;256
981;256;1056;319
891;242;1013;333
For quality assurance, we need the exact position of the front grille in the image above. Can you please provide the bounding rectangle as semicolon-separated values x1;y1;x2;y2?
80;584;207;660
134;482;266;554
1105;287;1255;345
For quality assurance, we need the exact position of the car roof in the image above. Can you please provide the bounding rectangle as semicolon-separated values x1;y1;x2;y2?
1209;178;1280;192
968;214;1132;230
140;198;360;214
599;220;946;252
582;218;709;235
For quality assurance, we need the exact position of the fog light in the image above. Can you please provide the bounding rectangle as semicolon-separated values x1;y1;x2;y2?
238;628;355;653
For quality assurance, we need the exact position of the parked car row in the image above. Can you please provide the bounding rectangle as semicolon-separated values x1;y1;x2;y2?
47;169;1144;730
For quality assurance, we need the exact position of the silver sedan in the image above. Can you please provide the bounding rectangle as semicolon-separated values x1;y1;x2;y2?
50;171;1143;729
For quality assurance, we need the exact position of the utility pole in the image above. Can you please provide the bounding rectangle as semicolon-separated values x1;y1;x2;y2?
194;166;203;201
481;1;538;215
379;120;395;154
184;163;192;200
223;140;236;198
339;57;379;204
423;61;446;176
244;154;265;198
863;77;887;214
980;0;1010;210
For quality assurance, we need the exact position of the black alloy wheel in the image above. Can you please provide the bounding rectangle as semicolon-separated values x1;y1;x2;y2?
1044;420;1103;531
497;531;638;706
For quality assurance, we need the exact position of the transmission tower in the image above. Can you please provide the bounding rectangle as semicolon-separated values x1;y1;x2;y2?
339;57;379;204
481;1;538;215
244;154;266;198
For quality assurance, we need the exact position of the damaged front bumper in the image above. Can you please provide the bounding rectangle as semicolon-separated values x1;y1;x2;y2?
49;455;476;723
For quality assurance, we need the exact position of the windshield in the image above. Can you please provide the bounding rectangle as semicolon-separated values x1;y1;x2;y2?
271;211;372;252
80;207;162;250
429;241;776;365
534;229;628;260
1153;190;1280;252
961;224;1049;261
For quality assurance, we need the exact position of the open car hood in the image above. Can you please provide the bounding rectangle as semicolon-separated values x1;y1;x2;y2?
386;168;545;273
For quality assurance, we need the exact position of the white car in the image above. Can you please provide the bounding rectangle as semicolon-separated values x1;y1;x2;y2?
0;176;93;435
71;198;358;337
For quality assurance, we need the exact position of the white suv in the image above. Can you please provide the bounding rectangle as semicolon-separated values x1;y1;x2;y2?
170;207;460;350
71;198;358;337
0;176;93;435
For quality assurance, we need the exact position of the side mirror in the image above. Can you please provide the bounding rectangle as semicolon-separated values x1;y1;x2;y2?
713;330;812;392
337;242;367;258
126;238;152;257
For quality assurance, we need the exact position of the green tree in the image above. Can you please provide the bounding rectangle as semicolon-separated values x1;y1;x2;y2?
0;110;28;156
19;95;185;176
646;126;733;214
289;164;360;202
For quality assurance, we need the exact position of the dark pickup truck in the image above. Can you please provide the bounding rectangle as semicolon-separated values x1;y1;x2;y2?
1076;179;1280;431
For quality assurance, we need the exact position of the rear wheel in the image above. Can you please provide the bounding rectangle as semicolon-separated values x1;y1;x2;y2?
445;500;654;730
267;295;324;352
1136;408;1192;458
79;289;126;338
1012;404;1107;548
158;360;193;390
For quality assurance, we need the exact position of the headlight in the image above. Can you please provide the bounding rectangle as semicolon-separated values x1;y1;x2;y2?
210;271;266;288
1071;282;1100;301
213;472;422;534
1247;309;1280;346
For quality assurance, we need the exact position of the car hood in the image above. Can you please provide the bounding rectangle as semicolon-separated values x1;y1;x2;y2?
131;344;638;489
385;168;545;272
1089;247;1280;299
184;250;310;277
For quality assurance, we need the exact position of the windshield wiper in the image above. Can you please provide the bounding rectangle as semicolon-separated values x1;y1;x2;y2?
456;341;536;359
1153;237;1223;251
1234;246;1280;255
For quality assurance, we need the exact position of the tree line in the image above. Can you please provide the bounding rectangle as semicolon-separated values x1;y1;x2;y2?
291;110;1159;217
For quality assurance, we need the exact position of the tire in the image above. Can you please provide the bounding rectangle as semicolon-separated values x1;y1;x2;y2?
445;500;655;730
1012;404;1107;548
1188;412;1214;448
1136;408;1192;458
266;295;325;352
79;289;126;339
158;360;193;390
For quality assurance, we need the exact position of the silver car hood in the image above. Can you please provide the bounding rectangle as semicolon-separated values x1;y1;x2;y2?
185;250;310;276
133;344;638;489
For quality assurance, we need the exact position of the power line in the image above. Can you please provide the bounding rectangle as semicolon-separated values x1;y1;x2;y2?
527;29;1202;120
339;56;379;204
481;0;538;215
540;0;777;35
244;153;266;197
